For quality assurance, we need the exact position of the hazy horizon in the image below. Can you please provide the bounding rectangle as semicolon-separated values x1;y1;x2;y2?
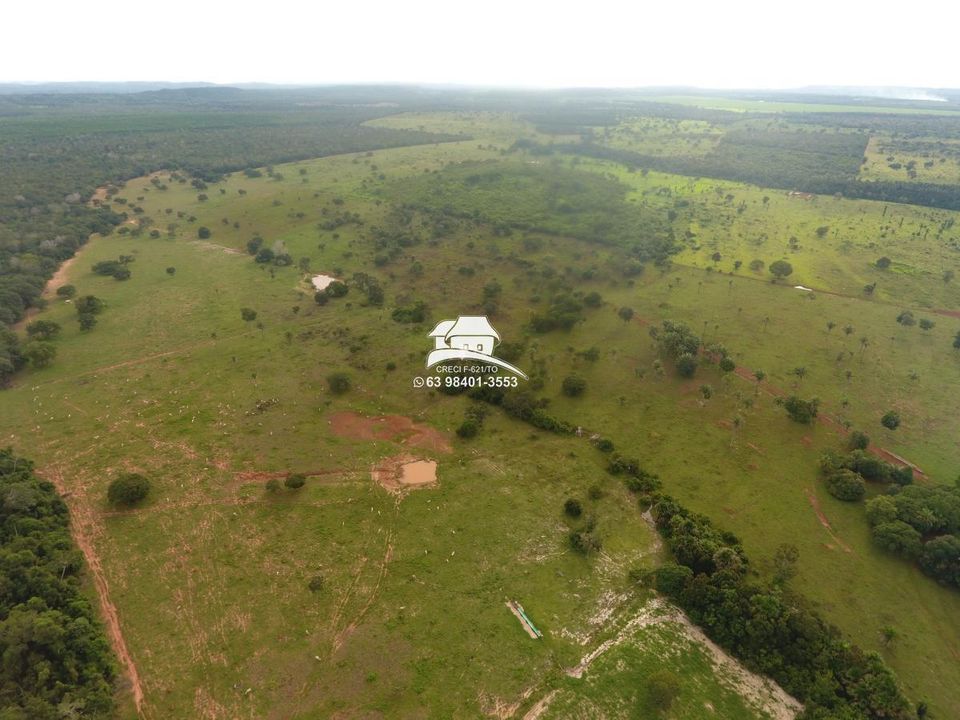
5;0;959;89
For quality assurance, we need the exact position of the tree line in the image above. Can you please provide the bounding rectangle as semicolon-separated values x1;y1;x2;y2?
0;448;116;718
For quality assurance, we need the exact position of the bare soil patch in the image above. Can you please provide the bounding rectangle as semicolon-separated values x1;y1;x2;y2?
329;411;451;453
371;454;438;493
804;487;853;553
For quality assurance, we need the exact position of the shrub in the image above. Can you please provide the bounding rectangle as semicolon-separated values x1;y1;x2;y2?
107;473;150;506
848;430;870;451
456;419;479;438
784;395;819;424
769;259;793;279
285;473;306;489
325;280;349;297
569;530;601;553
654;562;693;598
825;469;866;501
77;313;97;331
647;670;681;712
240;308;257;322
25;320;61;341
675;353;697;378
865;495;898;526
872;521;922;558
197;226;211;239
881;410;901;430
564;498;583;518
75;295;105;315
56;284;76;298
327;372;351;394
308;575;325;592
265;478;280;493
561;375;587;397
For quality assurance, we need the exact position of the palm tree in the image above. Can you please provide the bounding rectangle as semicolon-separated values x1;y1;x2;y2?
793;366;807;383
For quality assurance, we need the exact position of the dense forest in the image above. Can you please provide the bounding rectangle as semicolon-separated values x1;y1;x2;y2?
0;449;115;719
650;493;913;720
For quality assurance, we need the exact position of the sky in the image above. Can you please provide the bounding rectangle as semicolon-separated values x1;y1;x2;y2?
5;0;959;89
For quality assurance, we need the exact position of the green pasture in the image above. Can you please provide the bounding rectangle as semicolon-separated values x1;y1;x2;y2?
6;111;960;717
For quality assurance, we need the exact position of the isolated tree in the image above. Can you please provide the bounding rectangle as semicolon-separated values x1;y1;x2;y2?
875;256;892;269
197;226;211;239
699;384;713;400
784;395;819;424
166;267;176;276
769;260;793;280
56;284;76;299
881;410;901;430
719;356;735;374
25;320;61;341
327;372;351;394
646;670;681;713
843;324;855;337
456;419;479;438
562;375;587;397
308;575;325;592
815;226;830;238
75;295;104;315
773;543;800;585
848;430;870;451
919;318;934;331
240;308;257;322
285;473;306;489
618;306;635;322
22;341;56;368
246;237;264;255
107;473;150;506
77;313;97;331
564;498;583;518
896;310;915;327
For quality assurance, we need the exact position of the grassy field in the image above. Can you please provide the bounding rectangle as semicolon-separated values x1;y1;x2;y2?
0;138;787;719
5;110;960;718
